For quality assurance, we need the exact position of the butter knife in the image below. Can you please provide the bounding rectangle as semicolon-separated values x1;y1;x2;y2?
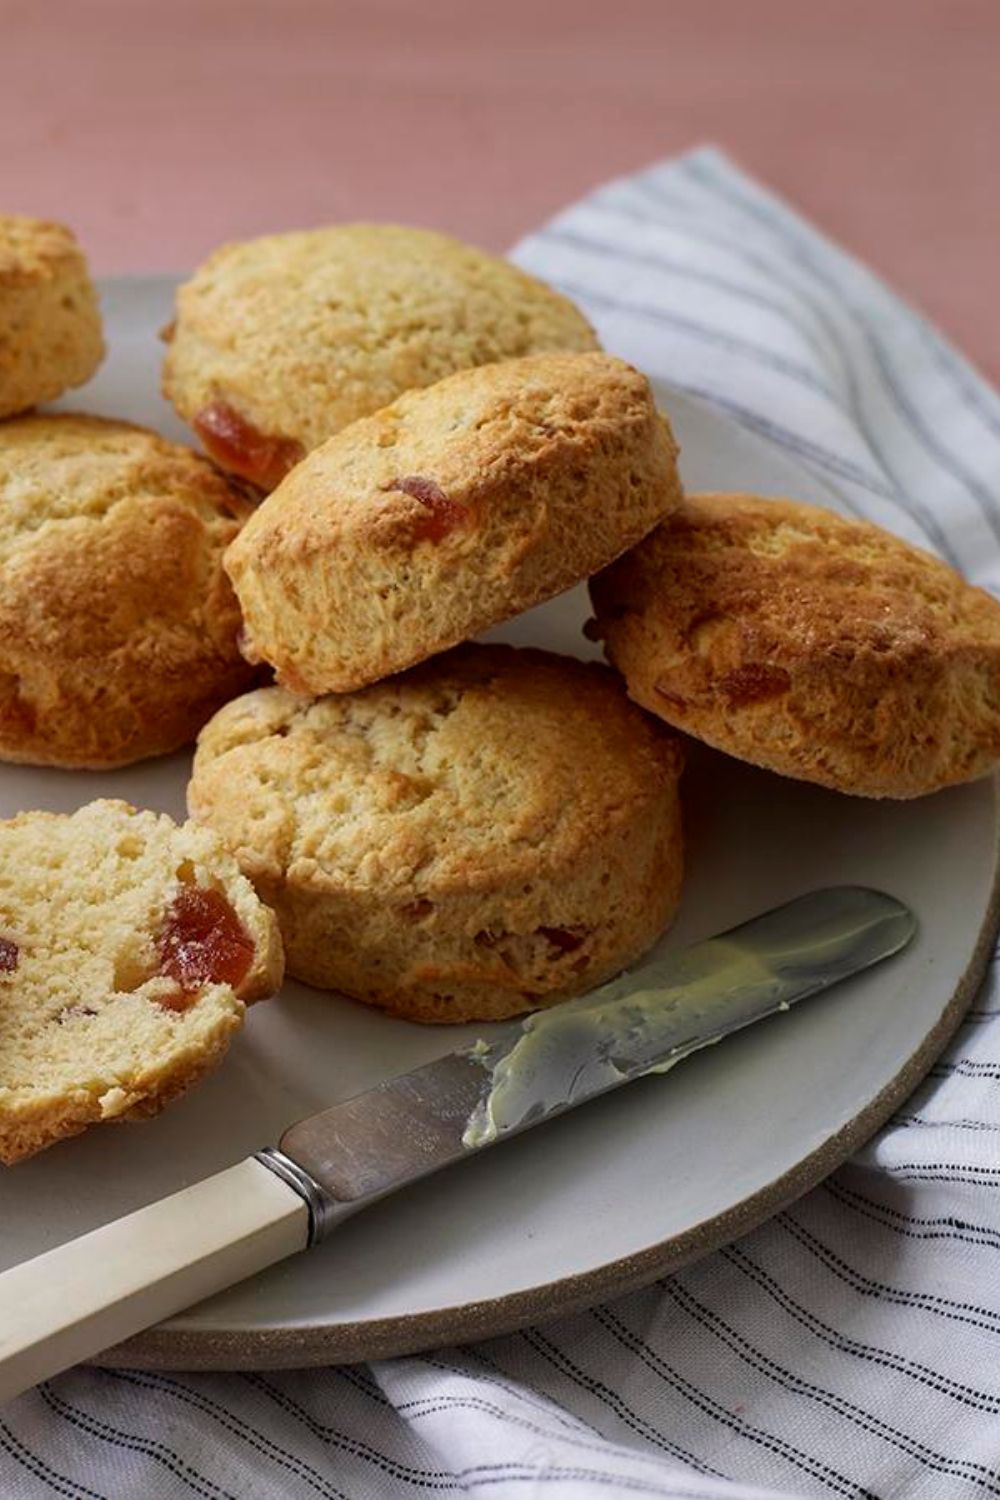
0;885;914;1403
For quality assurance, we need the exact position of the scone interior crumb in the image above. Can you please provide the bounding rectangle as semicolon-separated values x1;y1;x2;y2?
0;799;282;1163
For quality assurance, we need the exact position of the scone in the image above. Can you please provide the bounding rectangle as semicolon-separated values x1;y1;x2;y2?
225;352;682;694
162;224;599;490
590;492;1000;798
0;217;104;418
0;799;283;1163
0;414;259;768
188;645;684;1023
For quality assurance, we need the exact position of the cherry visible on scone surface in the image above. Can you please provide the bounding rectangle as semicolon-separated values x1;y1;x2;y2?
392;475;469;542
194;401;304;489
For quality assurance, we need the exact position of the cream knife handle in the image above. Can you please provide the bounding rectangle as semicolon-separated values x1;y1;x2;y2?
0;1156;309;1405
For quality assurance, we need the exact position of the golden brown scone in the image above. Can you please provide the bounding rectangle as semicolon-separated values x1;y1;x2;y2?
162;224;599;490
0;414;260;768
188;645;684;1023
0;799;283;1163
590;492;1000;798
0;217;104;417
225;352;682;694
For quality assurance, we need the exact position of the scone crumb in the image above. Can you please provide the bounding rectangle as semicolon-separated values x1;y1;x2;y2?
0;799;283;1163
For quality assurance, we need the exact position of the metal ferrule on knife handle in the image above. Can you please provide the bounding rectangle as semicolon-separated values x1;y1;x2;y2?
252;1147;344;1246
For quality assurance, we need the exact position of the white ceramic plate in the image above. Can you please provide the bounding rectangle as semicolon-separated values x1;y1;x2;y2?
0;278;995;1370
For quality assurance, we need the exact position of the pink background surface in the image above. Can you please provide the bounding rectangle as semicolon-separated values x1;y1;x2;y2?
3;0;998;377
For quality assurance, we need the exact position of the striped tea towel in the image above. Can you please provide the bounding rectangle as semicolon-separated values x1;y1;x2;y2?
5;147;1000;1500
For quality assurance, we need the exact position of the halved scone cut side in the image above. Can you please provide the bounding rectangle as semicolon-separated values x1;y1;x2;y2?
0;799;284;1164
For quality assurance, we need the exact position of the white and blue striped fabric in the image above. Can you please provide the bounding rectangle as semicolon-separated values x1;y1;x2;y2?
6;148;1000;1499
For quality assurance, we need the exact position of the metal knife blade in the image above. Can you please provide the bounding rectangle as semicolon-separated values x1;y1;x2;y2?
277;886;914;1237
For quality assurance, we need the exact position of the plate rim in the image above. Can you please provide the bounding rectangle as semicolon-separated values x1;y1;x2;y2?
96;785;1000;1371
64;271;997;1368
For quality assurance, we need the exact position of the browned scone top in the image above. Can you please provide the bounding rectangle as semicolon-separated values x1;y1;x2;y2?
225;351;682;694
188;644;685;1024
0;216;104;417
0;414;259;768
162;223;598;491
590;492;1000;799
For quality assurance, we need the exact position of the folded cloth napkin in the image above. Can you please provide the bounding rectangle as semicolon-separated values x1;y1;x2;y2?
6;148;1000;1500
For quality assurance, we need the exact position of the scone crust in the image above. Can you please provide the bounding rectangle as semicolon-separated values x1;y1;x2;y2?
225;352;683;693
188;645;684;1023
0;799;283;1164
162;223;598;484
0;413;259;767
590;492;1000;798
0;217;104;417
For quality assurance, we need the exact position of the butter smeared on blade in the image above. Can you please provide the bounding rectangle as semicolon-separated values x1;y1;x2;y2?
463;887;915;1147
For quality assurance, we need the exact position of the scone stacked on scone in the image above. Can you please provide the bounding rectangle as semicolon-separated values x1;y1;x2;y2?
163;224;599;490
0;216;104;417
0;799;283;1163
0;413;259;767
188;646;683;1023
209;348;687;1021
590;492;1000;799
225;351;682;693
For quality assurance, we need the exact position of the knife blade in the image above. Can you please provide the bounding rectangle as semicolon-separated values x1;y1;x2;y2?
275;885;915;1230
0;885;914;1401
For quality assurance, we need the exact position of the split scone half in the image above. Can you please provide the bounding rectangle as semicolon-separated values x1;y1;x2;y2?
225;351;682;693
0;800;283;1163
188;644;684;1024
0;215;104;418
590;492;1000;798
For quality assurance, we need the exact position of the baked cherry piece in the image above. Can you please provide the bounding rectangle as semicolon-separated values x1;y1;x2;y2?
392;475;469;543
156;887;255;998
194;401;303;491
537;926;585;954
0;800;283;1162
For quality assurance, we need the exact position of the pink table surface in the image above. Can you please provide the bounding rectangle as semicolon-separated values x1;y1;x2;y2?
2;0;998;379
